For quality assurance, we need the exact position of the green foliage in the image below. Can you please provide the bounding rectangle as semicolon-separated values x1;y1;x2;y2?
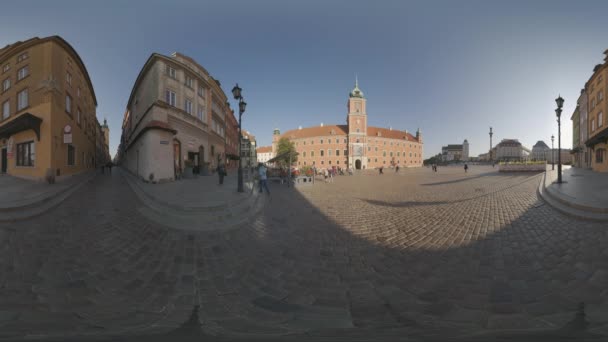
275;137;298;166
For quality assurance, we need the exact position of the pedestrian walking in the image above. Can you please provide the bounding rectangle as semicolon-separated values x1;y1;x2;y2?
324;168;329;183
329;168;334;183
217;162;226;185
395;165;400;173
106;161;113;174
464;163;469;173
379;166;384;175
258;163;270;194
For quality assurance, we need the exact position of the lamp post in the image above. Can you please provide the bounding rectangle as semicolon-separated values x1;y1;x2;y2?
231;84;247;193
551;134;554;170
555;95;564;184
489;127;493;163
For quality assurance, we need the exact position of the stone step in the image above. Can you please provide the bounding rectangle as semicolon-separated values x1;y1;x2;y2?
537;173;608;222
0;173;96;222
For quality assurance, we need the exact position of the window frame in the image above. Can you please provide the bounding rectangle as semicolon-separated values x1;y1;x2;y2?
2;78;10;92
16;141;35;167
2;100;10;120
17;65;29;82
17;88;28;111
65;93;72;115
165;89;176;107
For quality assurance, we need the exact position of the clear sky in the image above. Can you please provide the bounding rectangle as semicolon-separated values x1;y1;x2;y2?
2;0;607;158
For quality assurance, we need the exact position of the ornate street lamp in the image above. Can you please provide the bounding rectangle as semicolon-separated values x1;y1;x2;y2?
489;127;493;163
551;134;555;170
232;83;246;193
555;95;563;184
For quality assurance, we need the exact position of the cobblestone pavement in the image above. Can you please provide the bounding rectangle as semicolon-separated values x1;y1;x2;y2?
1;166;607;340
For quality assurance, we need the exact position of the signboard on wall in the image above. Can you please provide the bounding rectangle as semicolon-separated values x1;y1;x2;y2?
6;137;14;158
63;125;72;144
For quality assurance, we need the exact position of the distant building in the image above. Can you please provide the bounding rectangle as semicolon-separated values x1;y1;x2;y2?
441;139;469;161
241;130;256;169
256;146;273;164
530;141;550;161
495;139;530;161
577;89;592;168
547;148;573;164
269;80;423;170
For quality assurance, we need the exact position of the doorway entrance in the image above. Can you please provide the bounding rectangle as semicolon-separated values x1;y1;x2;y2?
355;159;362;170
1;148;7;173
173;139;181;179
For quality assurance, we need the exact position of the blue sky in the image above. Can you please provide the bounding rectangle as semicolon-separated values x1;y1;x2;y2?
2;0;607;158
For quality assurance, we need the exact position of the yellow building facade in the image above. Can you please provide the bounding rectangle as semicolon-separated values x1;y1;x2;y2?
0;36;100;181
585;52;608;173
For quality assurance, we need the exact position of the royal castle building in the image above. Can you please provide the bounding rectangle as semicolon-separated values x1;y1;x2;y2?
265;80;423;169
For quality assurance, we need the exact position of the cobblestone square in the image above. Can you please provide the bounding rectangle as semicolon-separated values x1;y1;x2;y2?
0;166;607;340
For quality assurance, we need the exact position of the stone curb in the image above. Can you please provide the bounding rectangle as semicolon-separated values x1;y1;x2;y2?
120;168;267;232
537;171;608;222
120;168;254;212
0;172;97;222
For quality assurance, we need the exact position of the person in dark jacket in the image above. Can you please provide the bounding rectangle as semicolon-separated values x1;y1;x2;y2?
217;162;226;185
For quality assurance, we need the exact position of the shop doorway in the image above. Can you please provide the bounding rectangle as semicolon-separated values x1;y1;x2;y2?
173;139;182;179
1;148;7;173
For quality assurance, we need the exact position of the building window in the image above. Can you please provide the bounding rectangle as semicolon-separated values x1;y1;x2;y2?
165;90;176;106
185;99;193;114
2;100;10;119
383;151;386;157
303;151;306;157
311;151;314;157
198;86;205;97
67;144;75;166
77;87;81;98
599;112;604;127
185;76;193;88
65;94;72;113
197;105;205;121
320;150;324;157
17;66;28;81
2;78;10;92
321;161;324;165
166;65;177;79
66;72;72;85
600;91;604;102
17;89;28;111
344;149;347;156
77;108;81;125
592;119;596;132
16;141;35;167
597;149;605;164
368;158;371;163
336;138;339;143
320;139;323;144
2;64;9;73
336;149;340;156
356;128;360;133
344;138;347;143
17;52;28;63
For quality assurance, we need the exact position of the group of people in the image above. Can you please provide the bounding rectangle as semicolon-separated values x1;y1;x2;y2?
428;163;469;173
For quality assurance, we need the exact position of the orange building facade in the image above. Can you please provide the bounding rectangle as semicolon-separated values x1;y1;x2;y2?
271;81;423;170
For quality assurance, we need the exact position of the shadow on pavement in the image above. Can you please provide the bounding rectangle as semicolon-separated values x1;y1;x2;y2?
0;168;606;342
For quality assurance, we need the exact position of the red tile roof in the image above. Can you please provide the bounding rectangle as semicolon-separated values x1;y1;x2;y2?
282;125;348;139
367;126;417;141
280;124;418;141
256;146;272;153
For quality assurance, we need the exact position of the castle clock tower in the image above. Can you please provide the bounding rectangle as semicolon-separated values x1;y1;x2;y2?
347;77;368;169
